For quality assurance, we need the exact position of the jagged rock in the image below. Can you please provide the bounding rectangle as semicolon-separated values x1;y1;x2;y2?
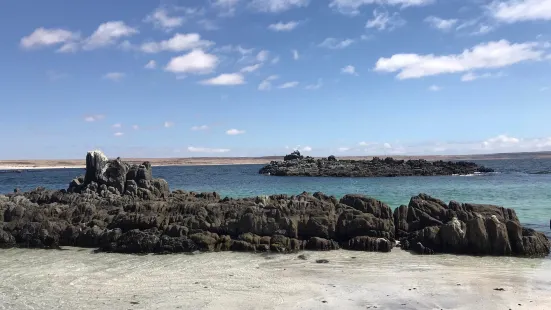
397;194;550;257
305;237;339;251
0;229;16;248
0;152;547;257
344;236;393;252
260;154;494;177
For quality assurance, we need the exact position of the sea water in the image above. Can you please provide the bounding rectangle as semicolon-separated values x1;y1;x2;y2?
1;159;550;234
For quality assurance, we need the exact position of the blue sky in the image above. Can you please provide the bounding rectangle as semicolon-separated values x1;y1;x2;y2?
1;0;551;159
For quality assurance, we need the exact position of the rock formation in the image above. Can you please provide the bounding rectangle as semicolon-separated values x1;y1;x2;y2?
394;194;550;256
259;152;494;177
0;151;548;257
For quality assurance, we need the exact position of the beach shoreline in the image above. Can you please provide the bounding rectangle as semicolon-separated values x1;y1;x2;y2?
2;150;551;170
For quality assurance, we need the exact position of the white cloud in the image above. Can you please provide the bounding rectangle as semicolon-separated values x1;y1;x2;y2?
144;60;157;69
57;42;80;53
191;125;209;131
200;73;245;85
84;114;105;122
278;81;299;89
250;0;309;13
428;85;441;91
305;79;323;90
319;37;355;49
490;0;551;23
338;147;350;152
240;63;262;73
302;146;312;152
83;21;138;50
352;135;551;155
366;10;406;31
269;21;300;31
257;50;270;62
472;24;494;36
103;72;125;81
132;125;139;130
212;0;240;16
258;75;279;90
145;8;184;31
164;121;175;128
20;28;79;50
341;65;357;75
226;128;246;135
112;123;122;128
292;49;300;60
375;40;545;79
461;71;505;82
114;132;124;137
165;49;218;74
188;146;230;153
140;33;213;53
329;0;434;15
425;16;458;31
272;56;280;64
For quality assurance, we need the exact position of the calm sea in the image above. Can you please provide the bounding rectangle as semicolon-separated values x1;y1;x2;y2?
1;159;550;235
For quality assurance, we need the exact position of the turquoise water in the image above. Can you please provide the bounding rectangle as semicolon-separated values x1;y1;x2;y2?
1;159;550;234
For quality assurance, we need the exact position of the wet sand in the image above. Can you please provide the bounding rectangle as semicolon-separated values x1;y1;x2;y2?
0;248;549;310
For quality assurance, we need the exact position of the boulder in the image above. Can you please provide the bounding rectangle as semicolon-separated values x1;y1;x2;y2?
398;194;551;257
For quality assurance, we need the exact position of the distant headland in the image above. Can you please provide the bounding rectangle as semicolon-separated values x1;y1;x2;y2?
1;150;551;170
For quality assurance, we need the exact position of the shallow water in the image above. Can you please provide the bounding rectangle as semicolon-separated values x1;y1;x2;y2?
0;247;549;310
1;159;550;234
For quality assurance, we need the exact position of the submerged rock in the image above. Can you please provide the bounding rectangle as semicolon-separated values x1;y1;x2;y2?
259;153;494;177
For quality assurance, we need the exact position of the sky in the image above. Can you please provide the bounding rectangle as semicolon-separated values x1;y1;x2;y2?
1;0;551;159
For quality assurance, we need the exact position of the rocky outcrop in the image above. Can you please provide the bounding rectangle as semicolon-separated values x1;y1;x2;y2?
395;194;550;257
0;153;548;258
259;152;494;177
0;153;397;254
69;151;169;199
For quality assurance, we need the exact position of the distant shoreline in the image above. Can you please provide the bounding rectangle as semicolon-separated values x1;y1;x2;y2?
1;151;551;170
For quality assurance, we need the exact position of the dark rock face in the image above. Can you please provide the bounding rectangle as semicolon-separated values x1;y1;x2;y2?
0;157;396;254
396;194;550;257
0;153;548;258
69;151;168;199
259;154;494;177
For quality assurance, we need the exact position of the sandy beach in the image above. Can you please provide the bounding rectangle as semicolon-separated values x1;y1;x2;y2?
0;248;549;310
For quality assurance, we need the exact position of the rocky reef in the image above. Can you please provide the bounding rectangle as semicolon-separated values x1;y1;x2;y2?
259;151;494;177
0;151;548;257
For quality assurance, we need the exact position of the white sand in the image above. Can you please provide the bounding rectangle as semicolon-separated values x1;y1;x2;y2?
0;248;549;310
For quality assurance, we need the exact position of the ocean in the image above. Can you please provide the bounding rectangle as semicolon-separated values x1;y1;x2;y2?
1;158;550;235
1;159;551;309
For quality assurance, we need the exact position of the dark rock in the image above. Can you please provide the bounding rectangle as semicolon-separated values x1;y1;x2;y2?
260;154;494;177
398;194;550;257
305;237;339;251
344;236;393;252
315;259;329;264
